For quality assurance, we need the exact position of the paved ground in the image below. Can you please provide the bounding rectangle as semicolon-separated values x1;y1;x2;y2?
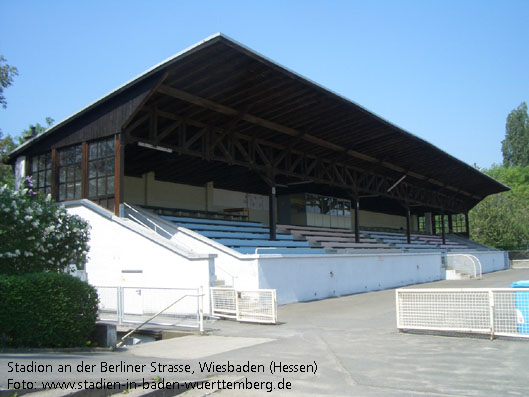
2;268;529;396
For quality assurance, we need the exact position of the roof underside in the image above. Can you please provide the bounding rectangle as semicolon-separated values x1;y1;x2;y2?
12;34;508;214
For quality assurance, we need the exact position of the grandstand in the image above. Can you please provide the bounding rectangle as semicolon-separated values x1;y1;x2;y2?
9;34;509;305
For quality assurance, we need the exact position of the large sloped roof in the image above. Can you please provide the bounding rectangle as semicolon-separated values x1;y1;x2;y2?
10;33;508;210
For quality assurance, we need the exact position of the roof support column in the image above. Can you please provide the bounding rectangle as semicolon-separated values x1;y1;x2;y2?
441;212;446;245
354;196;360;243
464;212;470;238
268;184;277;241
114;132;125;217
258;172;277;241
448;214;453;234
405;205;411;244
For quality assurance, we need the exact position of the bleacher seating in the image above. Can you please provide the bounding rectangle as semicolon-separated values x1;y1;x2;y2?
162;216;326;255
161;214;482;255
277;224;393;252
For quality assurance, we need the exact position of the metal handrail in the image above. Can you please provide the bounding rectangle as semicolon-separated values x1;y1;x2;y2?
123;203;174;239
116;289;204;348
447;253;482;279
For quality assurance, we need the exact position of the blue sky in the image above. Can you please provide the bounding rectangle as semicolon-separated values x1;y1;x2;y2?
1;0;528;169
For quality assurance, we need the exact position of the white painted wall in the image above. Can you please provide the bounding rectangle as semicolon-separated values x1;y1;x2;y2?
123;205;260;291
470;251;509;273
14;156;26;190
256;252;443;305
65;200;215;313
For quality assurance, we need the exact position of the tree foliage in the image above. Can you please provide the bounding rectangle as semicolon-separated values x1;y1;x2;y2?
20;116;55;140
470;165;529;250
502;102;529;167
1;118;55;187
0;131;16;188
0;181;90;275
0;55;18;109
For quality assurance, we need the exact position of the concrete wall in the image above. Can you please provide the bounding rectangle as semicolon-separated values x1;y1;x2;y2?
124;174;206;210
471;251;509;273
124;174;269;224
256;252;443;305
124;175;418;231
66;201;215;312
123;206;260;291
358;209;407;229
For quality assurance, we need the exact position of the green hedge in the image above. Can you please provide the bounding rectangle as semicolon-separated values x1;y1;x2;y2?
0;272;98;348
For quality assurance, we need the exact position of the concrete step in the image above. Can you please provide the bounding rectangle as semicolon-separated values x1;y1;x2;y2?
445;268;471;280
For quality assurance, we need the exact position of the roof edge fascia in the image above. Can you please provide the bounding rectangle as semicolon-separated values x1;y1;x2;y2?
8;33;225;159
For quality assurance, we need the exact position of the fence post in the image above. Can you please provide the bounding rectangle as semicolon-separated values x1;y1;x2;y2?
235;289;241;321
199;286;204;334
489;290;495;341
118;287;124;325
272;290;277;324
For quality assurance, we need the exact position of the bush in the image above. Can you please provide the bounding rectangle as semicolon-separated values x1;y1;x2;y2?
0;272;98;348
0;181;90;275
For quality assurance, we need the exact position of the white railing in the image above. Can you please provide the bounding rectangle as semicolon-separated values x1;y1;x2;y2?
122;203;174;239
211;287;277;324
96;286;203;330
396;288;529;339
446;254;482;279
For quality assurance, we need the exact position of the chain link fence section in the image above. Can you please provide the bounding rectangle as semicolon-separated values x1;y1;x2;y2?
396;288;529;339
211;287;277;324
95;286;202;329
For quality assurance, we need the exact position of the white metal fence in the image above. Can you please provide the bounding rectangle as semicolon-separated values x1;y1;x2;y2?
96;286;203;329
396;288;529;339
211;287;277;324
446;254;482;279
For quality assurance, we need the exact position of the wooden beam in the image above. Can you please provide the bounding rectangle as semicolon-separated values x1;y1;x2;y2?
121;72;169;131
81;142;88;199
269;185;277;240
354;196;360;243
441;213;446;245
156;84;480;200
131;110;471;213
51;148;58;201
114;133;124;216
406;206;411;244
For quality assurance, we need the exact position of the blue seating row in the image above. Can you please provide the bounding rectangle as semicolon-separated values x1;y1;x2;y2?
162;216;323;255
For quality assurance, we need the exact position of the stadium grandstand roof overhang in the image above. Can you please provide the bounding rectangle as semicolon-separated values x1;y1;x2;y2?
10;33;509;215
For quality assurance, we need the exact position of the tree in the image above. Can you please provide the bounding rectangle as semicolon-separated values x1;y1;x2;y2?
502;102;529;167
1;118;55;187
0;132;16;187
470;164;529;250
20;117;55;140
0;55;18;109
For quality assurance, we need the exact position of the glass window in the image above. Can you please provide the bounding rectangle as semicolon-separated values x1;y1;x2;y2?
451;214;467;233
418;216;426;232
30;152;52;196
87;138;115;199
344;200;351;216
306;194;321;214
58;145;82;201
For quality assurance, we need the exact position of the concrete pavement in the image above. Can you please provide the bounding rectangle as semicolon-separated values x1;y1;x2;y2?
2;268;529;396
